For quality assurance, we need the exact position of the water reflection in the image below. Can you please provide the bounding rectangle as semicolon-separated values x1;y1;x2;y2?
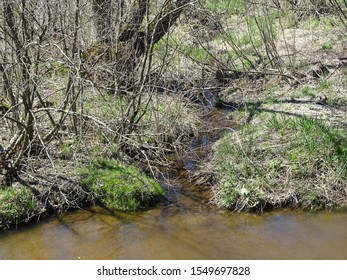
0;202;346;259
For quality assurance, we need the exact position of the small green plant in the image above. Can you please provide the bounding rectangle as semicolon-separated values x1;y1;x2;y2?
317;78;333;91
301;85;314;97
60;143;72;159
153;36;178;52
184;45;208;62
266;84;280;95
0;186;40;228
306;18;320;29
305;16;337;31
321;41;334;50
81;159;164;211
264;96;278;106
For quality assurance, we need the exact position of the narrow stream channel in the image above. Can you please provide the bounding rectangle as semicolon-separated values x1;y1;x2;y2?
1;108;346;260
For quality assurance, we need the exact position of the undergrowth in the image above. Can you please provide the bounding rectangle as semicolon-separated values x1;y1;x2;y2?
0;186;41;229
214;114;347;212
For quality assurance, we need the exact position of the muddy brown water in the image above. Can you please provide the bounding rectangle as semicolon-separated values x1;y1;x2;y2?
1;108;347;259
1;200;347;259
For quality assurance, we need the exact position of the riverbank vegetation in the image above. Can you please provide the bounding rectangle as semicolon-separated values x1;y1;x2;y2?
0;185;42;228
81;159;164;211
212;114;347;211
1;0;347;229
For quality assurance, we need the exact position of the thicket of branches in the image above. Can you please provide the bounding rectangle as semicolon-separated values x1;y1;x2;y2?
0;0;346;182
0;0;193;181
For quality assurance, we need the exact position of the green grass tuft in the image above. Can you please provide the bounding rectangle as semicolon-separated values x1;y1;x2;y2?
322;41;335;50
201;0;245;14
81;159;164;211
0;186;40;228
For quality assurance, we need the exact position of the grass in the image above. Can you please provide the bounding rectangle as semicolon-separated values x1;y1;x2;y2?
289;85;315;99
317;78;333;91
224;27;263;52
305;15;339;31
81;159;164;211
288;78;333;100
0;185;41;228
183;45;209;63
305;18;321;29
301;85;315;97
2;0;346;231
322;41;335;50
201;0;245;14
213;113;347;212
60;143;73;159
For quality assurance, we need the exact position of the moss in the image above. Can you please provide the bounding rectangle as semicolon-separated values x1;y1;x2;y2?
81;159;164;211
0;185;40;228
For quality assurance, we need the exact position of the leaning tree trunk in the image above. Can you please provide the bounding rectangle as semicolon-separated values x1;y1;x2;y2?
88;0;191;70
84;0;191;143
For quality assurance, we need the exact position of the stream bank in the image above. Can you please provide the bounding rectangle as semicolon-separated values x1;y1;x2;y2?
1;74;347;230
1;79;347;259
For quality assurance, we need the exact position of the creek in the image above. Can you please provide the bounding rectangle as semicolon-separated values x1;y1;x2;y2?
0;107;347;259
1;201;347;259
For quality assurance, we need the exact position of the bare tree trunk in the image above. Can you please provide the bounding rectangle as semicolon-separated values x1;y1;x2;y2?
146;0;191;46
90;0;191;60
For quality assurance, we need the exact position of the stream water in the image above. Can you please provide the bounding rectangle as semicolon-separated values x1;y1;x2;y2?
0;108;347;260
1;199;347;259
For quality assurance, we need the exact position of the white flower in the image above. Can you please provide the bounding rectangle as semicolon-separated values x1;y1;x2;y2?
240;187;249;196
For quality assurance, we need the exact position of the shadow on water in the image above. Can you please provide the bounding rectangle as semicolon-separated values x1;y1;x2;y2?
1;202;347;259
